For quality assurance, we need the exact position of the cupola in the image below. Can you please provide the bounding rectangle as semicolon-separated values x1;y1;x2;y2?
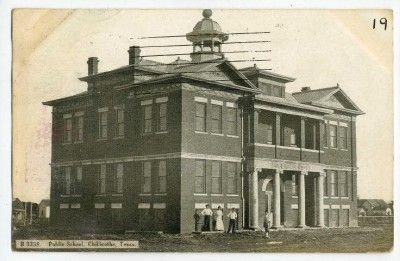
186;9;229;63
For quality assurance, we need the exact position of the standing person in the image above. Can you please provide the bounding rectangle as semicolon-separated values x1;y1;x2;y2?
226;208;238;234
215;206;224;231
263;210;272;239
201;204;213;231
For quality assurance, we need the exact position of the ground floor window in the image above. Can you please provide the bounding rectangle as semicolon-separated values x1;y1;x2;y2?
111;209;123;229
342;209;349;227
324;209;329;227
154;209;166;231
331;209;339;227
138;208;152;230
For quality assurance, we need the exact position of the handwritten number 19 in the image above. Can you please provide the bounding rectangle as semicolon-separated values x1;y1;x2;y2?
373;18;387;30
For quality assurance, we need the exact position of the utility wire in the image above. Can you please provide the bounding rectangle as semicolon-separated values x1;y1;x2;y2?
129;59;272;68
138;49;271;58
138;31;270;39
132;40;271;49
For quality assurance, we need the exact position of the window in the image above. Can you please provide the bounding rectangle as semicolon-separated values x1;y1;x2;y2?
211;104;222;134
227;107;237;136
71;166;82;195
195;160;206;193
143;105;152;133
324;174;328;196
330;125;337;148
211;161;222;194
290;133;296;147
227;162;237;194
115;107;124;138
330;171;338;196
64;117;72;143
76;116;84;142
158;161;167;193
142;162;151;193
323;123;329;147
338;126;348;149
259;111;274;144
115;163;123;194
305;120;317;150
195;102;206;132
157;103;167;132
342;209;350;226
98;164;106;194
99;111;108;139
65;166;71;195
292;174;298;196
339;171;348;197
72;114;84;142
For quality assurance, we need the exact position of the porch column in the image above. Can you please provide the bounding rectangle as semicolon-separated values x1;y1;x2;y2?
298;171;306;228
316;171;325;227
273;169;282;228
250;169;259;230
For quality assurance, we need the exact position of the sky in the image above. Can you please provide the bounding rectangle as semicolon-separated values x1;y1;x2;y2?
12;9;393;203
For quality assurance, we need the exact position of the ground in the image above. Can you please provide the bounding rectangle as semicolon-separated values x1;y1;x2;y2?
12;225;393;252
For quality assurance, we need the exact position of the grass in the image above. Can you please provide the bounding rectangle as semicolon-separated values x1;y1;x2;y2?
12;224;393;252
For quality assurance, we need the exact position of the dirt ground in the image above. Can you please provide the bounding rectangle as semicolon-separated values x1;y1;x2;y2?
13;225;393;252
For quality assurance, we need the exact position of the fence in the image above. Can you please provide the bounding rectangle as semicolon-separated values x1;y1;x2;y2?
358;216;394;227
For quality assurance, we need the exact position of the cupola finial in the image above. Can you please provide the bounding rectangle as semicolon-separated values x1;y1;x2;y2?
202;9;212;19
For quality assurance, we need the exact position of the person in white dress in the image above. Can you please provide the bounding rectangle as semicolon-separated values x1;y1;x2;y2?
215;206;224;231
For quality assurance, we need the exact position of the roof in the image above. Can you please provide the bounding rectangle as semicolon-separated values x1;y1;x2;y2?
78;59;167;82
358;199;388;210
117;72;260;94
255;93;333;114
240;66;296;83
292;86;338;103
43;91;88;106
292;86;365;115
39;199;50;206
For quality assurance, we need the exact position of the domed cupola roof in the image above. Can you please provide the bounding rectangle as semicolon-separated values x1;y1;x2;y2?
186;9;229;43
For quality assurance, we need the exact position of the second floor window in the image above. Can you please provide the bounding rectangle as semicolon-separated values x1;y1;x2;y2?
142;161;151;193
292;174;298;196
322;122;328;147
64;166;71;195
324;174;328;196
143;105;152;133
115;107;125;138
211;161;222;194
195;102;206;132
330;171;338;196
64;117;72;143
195;160;206;193
211;104;222;134
227;107;237;136
115;163;123;194
98;110;108;139
76;115;84;142
70;166;82;195
227;162;237;194
157;103;167;132
290;133;296;147
98;164;106;194
338;125;348;149
339;171;348;197
330;125;337;148
158;161;167;193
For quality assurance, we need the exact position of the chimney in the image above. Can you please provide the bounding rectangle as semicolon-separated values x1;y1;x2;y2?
87;57;99;75
128;46;141;65
301;86;311;92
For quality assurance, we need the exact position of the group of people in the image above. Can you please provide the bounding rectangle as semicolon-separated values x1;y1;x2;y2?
199;204;273;238
200;205;238;233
